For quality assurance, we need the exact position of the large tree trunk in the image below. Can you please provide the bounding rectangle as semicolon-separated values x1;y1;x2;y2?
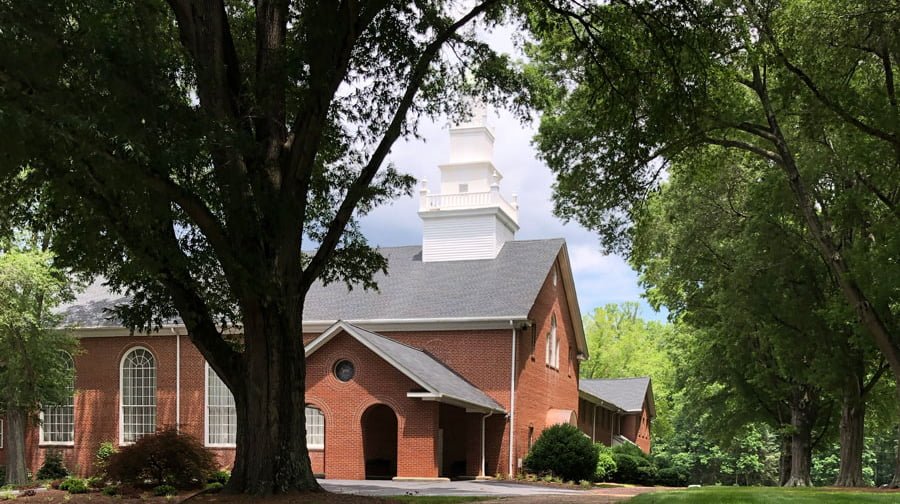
779;435;792;486
892;421;900;488
784;390;814;487
5;407;28;485
226;303;320;495
835;381;866;487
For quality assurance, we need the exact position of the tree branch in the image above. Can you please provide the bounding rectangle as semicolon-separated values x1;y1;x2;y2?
755;13;900;149
301;0;500;291
77;161;243;383
702;136;784;165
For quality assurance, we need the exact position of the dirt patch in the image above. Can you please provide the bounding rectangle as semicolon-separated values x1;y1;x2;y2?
8;489;198;503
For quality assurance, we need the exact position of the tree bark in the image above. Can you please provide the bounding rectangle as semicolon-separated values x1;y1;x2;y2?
784;390;814;487
5;407;28;485
834;381;866;486
888;424;900;488
779;435;792;486
225;302;320;495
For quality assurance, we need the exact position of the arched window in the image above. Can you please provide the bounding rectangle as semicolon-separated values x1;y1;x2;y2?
206;364;236;446
41;352;75;445
305;406;324;449
552;315;559;369
545;314;559;369
120;348;156;444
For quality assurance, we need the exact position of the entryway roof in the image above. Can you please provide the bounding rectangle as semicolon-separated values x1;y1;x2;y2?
306;321;506;414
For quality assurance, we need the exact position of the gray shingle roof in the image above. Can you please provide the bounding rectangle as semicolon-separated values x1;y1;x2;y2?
579;377;652;414
308;322;505;413
56;281;129;328
59;239;565;327
304;239;564;321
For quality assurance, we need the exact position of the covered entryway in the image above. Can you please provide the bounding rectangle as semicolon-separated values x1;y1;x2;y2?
362;404;398;480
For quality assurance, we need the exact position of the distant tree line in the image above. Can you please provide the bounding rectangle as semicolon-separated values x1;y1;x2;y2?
581;303;899;487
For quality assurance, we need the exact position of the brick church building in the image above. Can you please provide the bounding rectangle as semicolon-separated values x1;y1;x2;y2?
0;111;654;480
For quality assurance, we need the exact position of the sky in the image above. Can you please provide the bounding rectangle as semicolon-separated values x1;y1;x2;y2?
358;109;666;321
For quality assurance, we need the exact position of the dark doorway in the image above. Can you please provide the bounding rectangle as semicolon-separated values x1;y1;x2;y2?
361;404;398;479
438;403;468;479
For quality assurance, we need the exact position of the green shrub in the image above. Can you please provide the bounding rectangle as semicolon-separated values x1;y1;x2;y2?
36;450;68;480
87;476;106;489
611;442;646;458
204;482;224;493
153;484;178;496
106;428;217;489
595;445;618;481
523;424;598;483
209;470;230;485
610;444;658;485
656;466;689;487
94;441;117;476
101;485;119;496
58;477;78;491
65;478;89;494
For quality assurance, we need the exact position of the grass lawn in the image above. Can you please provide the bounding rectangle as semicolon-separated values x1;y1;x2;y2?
391;498;488;503
629;486;900;503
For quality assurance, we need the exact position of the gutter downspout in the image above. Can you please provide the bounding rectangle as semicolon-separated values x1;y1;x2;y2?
508;324;517;477
481;412;493;478
592;404;597;442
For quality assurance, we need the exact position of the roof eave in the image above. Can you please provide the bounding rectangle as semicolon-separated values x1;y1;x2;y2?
557;244;588;358
578;389;626;414
408;392;506;414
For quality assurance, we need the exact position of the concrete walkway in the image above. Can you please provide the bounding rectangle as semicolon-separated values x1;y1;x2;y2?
320;479;585;497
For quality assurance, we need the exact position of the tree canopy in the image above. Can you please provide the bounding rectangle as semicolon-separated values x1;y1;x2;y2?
0;0;524;493
0;249;78;485
527;0;900;422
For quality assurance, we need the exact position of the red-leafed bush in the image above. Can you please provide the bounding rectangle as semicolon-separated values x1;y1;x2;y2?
106;428;217;489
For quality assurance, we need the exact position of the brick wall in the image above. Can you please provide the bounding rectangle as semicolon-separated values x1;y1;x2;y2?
513;256;581;475
13;253;586;480
19;334;234;476
305;334;439;479
635;404;652;453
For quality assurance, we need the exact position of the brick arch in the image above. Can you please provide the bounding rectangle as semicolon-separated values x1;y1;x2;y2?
352;397;405;429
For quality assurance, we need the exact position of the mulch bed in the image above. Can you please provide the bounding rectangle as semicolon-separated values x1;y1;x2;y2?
8;489;407;504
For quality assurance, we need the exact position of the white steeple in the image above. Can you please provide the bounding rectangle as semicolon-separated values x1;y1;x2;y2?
418;104;520;262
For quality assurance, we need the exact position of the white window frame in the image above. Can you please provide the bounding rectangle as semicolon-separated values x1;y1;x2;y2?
40;352;76;446
205;363;237;448
119;346;157;446
305;406;324;450
1;418;4;449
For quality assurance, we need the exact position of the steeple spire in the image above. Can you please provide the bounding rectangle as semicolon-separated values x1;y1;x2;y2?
418;103;519;262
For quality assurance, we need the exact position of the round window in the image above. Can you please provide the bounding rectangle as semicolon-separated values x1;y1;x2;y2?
334;360;355;382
